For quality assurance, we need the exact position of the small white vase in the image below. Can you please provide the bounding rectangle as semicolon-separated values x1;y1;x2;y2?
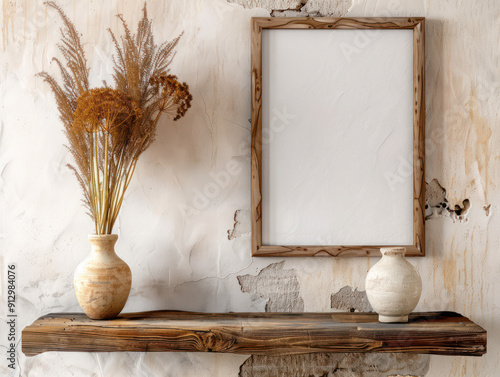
74;234;132;320
365;247;422;323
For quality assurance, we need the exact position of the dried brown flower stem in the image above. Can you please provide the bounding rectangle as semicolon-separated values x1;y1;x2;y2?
40;3;192;235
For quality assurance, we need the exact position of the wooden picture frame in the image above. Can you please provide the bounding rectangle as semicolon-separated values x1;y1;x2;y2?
251;17;425;257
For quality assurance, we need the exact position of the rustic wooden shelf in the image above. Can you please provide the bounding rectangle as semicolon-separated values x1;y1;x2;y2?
22;311;486;357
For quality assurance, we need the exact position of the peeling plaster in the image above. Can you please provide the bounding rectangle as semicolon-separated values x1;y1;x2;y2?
227;0;303;12
227;209;250;240
271;0;351;17
330;286;372;312
237;261;304;312
239;353;429;377
302;0;352;16
425;179;471;222
226;0;352;17
270;9;308;16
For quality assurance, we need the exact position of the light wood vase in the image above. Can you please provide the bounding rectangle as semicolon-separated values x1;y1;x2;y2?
74;234;131;320
365;247;422;323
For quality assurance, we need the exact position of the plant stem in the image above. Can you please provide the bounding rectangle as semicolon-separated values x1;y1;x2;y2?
102;125;110;234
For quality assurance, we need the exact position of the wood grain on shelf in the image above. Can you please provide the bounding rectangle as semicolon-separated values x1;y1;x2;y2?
23;311;486;357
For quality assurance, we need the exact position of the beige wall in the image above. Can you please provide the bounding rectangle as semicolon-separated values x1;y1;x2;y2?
1;0;498;376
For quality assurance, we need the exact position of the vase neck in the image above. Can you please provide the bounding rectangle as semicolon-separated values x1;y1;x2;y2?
88;234;118;254
380;247;406;257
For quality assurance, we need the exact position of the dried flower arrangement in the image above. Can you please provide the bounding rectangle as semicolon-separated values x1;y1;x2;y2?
39;2;192;235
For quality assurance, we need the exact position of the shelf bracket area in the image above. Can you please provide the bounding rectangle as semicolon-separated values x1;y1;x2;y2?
22;311;486;357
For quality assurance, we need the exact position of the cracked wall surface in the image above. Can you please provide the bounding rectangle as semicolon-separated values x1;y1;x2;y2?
330;286;372;312
425;179;471;222
238;261;304;312
0;0;499;376
228;0;303;11
240;353;429;377
228;0;352;16
228;209;251;240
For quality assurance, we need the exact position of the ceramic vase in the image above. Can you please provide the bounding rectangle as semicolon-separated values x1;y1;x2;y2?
74;234;131;320
365;247;422;323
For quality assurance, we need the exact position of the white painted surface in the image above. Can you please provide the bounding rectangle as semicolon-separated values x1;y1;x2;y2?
262;28;414;245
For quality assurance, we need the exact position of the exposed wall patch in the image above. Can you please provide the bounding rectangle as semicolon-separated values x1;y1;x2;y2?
228;209;251;240
226;0;304;11
425;179;470;222
227;0;352;17
237;261;304;312
302;0;351;16
271;0;351;17
239;353;429;377
331;286;372;312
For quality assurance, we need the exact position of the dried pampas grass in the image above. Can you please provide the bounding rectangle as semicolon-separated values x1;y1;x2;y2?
39;2;192;234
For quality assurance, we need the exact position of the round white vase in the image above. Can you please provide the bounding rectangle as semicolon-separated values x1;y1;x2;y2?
74;234;132;320
365;247;422;323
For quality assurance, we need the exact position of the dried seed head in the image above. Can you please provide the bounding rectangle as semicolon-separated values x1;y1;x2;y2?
150;73;193;121
73;88;142;132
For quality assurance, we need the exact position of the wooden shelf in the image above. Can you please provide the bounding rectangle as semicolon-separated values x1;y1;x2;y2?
22;311;486;357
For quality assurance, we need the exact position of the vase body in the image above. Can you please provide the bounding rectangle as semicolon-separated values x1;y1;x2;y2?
365;247;422;323
74;234;131;320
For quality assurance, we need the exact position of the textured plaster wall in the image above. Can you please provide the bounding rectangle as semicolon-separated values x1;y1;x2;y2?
0;0;498;376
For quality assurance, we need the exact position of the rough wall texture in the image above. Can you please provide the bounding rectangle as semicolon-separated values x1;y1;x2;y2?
330;286;372;312
238;261;304;312
228;0;352;16
227;0;303;11
425;179;471;222
0;0;498;377
240;353;429;377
